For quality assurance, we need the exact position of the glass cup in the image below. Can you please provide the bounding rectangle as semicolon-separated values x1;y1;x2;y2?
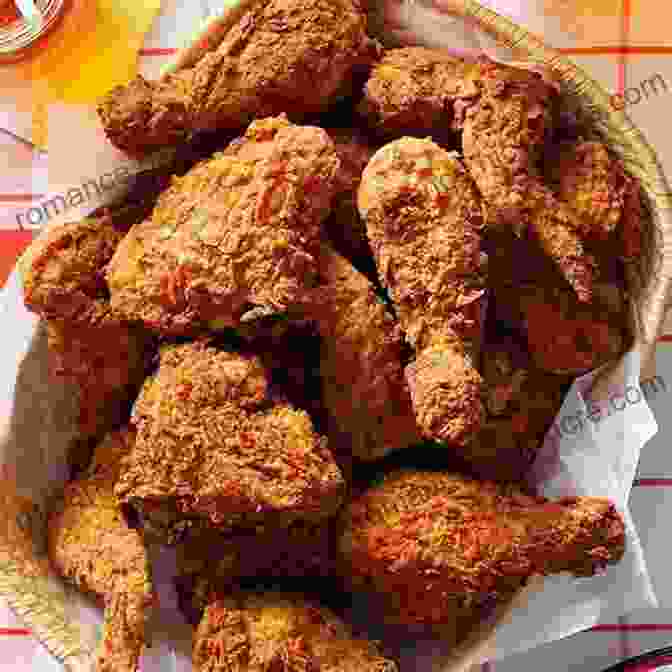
0;0;66;62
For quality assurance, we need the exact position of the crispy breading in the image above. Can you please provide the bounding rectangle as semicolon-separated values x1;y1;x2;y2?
106;116;340;336
193;593;398;672
360;47;480;138
324;128;377;265
21;216;125;324
98;0;375;156
305;244;420;462
45;310;150;438
358;138;486;448
557;140;643;260
114;341;344;542
47;429;153;672
340;470;625;630
360;49;596;301
458;59;555;221
495;283;626;375
459;61;595;302
19;210;153;438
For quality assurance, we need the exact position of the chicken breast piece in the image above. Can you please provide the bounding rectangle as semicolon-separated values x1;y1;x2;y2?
193;593;398;672
115;341;344;542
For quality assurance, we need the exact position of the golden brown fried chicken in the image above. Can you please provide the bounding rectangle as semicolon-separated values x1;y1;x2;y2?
193;593;398;672
324;128;376;265
556;140;643;260
114;341;344;542
21;215;125;324
360;47;480;138
176;521;337;618
45;311;150;438
497;283;626;375
107;116;340;336
48;429;153;672
358;138;486;448
459;61;596;302
340;470;625;632
19;211;154;438
468;339;570;481
361;49;594;301
98;0;375;156
305;244;421;463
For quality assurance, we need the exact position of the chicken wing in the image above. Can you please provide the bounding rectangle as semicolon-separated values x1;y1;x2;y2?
340;470;625;631
107;115;340;336
305;244;421;463
556;140;643;260
98;0;375;156
21;215;125;324
496;282;626;375
20;212;153;438
114;341;344;542
459;61;596;302
193;593;397;672
358;138;486;448
48;429;153;672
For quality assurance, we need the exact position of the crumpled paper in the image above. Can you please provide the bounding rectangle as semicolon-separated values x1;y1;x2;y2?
1;0;670;670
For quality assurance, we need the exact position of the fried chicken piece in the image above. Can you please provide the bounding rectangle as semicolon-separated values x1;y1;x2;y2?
21;216;125;323
497;283;626;375
358;138;486;448
556;140;643;260
19;211;154;438
107;116;340;336
311;275;414;460
324;128;376;266
48;429;153;672
114;341;344;542
176;521;337;619
304;244;420;462
340;470;625;632
459;61;595;302
98;0;375;156
44;308;150;438
468;338;570;481
361;49;594;300
360;47;480;139
193;593;398;672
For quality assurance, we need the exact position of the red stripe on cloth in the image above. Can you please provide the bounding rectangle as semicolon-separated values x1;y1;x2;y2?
592;624;672;632
558;46;672;54
139;47;178;56
0;629;31;636
0;194;45;203
0;230;32;287
634;479;672;486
